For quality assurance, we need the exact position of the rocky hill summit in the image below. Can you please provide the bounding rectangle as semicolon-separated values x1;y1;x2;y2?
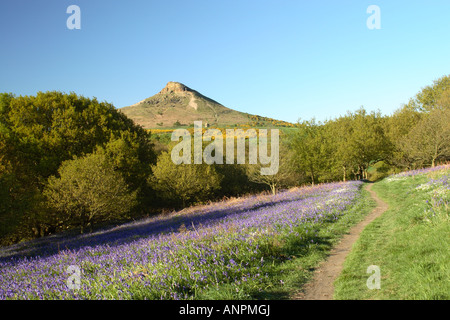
159;81;191;94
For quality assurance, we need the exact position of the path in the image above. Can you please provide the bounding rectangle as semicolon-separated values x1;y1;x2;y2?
292;183;388;300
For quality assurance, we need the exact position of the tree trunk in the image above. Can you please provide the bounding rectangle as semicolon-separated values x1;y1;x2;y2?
432;156;436;168
270;184;277;195
432;144;438;167
80;211;86;234
343;166;347;182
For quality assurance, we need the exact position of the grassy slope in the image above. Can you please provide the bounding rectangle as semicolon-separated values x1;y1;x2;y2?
199;187;376;299
334;172;450;300
0;182;375;300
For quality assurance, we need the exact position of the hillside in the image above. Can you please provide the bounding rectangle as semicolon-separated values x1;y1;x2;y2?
119;82;293;129
0;180;371;300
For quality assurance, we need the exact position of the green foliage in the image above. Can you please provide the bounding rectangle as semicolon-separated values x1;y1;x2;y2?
216;163;262;196
4;91;151;180
289;119;329;185
345;108;392;178
285;75;449;184
385;75;450;168
96;131;156;211
44;153;137;234
384;104;423;168
0;119;40;241
288;108;392;184
150;151;222;207
436;88;450;110
367;161;394;182
409;74;450;112
0;91;155;243
0;140;20;236
0;93;14;132
400;108;450;167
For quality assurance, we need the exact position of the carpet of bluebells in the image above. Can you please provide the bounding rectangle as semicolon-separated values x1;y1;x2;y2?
0;181;365;300
386;164;449;224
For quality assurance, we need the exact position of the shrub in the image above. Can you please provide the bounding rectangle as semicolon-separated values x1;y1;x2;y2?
150;151;222;207
44;152;137;233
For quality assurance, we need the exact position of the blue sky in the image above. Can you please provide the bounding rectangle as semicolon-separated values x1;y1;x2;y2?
1;0;449;123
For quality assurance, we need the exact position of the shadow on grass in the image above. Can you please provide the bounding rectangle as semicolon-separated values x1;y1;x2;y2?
0;192;317;263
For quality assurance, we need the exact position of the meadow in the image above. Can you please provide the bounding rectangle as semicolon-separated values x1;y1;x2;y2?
334;165;449;299
0;180;373;300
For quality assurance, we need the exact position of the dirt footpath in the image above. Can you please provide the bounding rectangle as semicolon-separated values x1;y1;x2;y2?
292;183;388;300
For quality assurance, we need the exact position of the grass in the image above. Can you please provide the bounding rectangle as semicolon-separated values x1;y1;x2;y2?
334;166;449;300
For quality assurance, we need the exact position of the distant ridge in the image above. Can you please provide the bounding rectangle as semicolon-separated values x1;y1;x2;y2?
119;82;293;129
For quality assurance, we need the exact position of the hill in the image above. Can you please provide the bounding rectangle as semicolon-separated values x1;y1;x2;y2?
119;82;293;129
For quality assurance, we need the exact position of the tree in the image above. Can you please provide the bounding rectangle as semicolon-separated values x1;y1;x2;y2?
150;151;222;207
247;142;299;194
290;119;329;185
97;130;156;212
345;108;392;179
384;104;422;168
5;91;153;182
215;163;261;196
325;115;356;182
0;91;155;241
44;153;137;234
408;75;450;112
0;135;16;237
436;88;450;110
393;76;450;168
401;108;450;167
289;108;392;183
0;97;40;240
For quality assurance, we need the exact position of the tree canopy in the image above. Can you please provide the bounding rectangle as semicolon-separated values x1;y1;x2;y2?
0;91;156;242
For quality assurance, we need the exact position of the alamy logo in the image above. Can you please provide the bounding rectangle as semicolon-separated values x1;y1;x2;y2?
366;265;381;290
367;5;381;30
66;265;81;290
171;121;279;175
66;5;81;30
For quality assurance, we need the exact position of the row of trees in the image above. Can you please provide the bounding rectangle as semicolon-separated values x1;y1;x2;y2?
289;108;392;185
282;75;450;185
227;75;447;191
237;75;449;191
